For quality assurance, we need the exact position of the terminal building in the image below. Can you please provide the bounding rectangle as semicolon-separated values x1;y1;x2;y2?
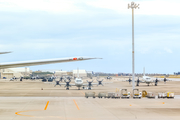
0;67;32;79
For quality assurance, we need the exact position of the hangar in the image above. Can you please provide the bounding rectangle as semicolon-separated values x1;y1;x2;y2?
0;67;31;79
54;71;67;77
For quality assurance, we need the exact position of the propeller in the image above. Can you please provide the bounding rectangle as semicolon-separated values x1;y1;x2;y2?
87;80;93;90
54;80;61;87
155;78;158;86
59;77;64;82
64;79;71;90
128;78;132;84
97;79;103;86
164;78;167;83
136;78;140;86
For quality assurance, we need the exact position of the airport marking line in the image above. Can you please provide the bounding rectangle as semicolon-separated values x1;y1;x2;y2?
73;99;80;110
15;110;41;117
44;101;49;110
81;91;85;95
15;101;50;117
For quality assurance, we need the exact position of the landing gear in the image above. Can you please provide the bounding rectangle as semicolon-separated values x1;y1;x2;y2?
66;88;69;90
78;87;80;90
82;87;85;89
88;87;91;90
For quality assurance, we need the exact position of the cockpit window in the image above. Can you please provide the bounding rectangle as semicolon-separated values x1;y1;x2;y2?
146;78;150;80
77;80;82;82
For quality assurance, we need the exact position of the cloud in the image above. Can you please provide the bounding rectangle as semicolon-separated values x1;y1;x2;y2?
0;0;179;73
0;0;180;15
164;48;173;53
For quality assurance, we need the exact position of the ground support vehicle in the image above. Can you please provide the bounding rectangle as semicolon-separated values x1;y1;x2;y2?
167;92;174;99
85;92;96;98
121;89;130;99
147;92;155;99
133;89;141;99
158;93;166;98
114;92;121;99
107;92;115;98
98;92;106;98
107;92;120;99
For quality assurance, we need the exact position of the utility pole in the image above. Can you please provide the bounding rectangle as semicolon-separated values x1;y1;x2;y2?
128;2;140;90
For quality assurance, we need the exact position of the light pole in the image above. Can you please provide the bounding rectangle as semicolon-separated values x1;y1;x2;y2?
128;2;139;90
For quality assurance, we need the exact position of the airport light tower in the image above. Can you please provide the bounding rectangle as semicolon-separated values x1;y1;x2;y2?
128;2;139;90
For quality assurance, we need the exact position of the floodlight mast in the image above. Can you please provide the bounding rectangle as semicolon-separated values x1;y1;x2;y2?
128;2;139;90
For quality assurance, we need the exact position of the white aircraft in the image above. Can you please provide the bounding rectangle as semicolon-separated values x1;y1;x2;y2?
0;52;100;69
127;68;167;86
54;68;104;90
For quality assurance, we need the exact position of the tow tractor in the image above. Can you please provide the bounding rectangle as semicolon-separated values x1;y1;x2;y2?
133;89;141;99
121;89;130;99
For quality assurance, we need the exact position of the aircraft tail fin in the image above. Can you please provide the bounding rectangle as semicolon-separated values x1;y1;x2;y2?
77;67;79;78
143;67;145;76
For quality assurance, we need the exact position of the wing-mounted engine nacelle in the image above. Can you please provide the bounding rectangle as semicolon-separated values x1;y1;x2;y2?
97;79;103;86
87;80;93;90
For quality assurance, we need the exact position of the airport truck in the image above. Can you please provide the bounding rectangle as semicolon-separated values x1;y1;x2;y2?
133;89;141;99
107;92;120;99
147;92;155;98
158;93;166;98
85;92;96;98
167;92;174;99
98;92;106;98
121;89;130;99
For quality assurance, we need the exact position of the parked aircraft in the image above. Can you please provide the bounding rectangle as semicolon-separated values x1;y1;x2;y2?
106;75;112;80
54;69;104;90
127;68;169;86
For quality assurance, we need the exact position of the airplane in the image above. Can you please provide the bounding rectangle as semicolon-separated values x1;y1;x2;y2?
53;68;104;90
127;68;169;86
106;75;112;80
0;52;100;69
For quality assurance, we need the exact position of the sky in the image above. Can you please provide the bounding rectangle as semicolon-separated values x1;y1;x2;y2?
0;0;180;74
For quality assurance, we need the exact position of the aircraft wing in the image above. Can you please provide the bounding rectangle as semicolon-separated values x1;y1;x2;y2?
0;57;101;69
57;83;76;86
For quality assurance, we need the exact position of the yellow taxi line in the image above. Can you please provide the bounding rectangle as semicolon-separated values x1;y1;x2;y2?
44;101;49;110
73;99;80;110
15;101;50;117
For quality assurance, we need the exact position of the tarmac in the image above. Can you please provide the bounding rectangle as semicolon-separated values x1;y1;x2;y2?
0;77;180;120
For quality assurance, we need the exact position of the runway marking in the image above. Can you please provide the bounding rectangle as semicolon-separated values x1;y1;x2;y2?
15;110;41;117
73;99;80;110
81;91;85;95
44;101;49;110
15;101;50;117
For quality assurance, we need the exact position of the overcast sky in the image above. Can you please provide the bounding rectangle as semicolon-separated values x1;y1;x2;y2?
0;0;180;74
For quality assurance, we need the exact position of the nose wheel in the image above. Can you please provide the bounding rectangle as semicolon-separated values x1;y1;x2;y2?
66;88;69;90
